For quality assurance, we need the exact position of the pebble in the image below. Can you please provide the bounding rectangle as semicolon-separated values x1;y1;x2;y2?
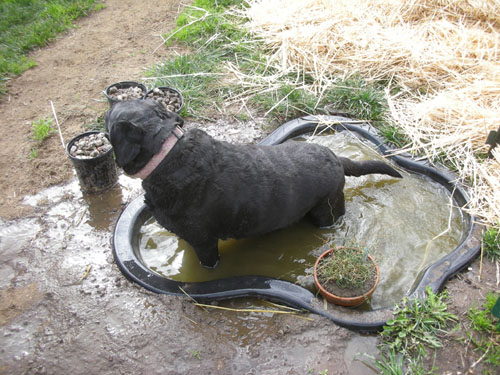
70;133;112;159
146;87;182;112
107;85;144;102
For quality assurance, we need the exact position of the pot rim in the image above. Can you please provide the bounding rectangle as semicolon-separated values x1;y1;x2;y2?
103;81;147;105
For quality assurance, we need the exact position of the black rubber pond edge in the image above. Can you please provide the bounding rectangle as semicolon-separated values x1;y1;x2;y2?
112;115;482;332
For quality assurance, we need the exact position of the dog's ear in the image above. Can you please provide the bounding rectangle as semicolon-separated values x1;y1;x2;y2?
103;108;111;134
109;121;145;168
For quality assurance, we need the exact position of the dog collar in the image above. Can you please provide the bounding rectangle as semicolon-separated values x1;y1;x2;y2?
131;126;184;180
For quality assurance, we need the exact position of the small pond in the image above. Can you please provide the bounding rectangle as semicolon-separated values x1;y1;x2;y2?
137;131;465;309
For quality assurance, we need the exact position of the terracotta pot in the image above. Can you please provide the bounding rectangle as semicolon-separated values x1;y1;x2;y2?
313;247;380;307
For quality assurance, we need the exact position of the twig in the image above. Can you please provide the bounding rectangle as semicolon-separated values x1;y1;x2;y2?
74;208;87;227
49;100;65;149
497;260;499;286
417;186;455;272
263;86;300;117
81;265;92;282
178;286;208;312
470;343;490;369
264;301;302;312
181;314;198;325
193;302;312;320
142;72;225;81
479;240;484;281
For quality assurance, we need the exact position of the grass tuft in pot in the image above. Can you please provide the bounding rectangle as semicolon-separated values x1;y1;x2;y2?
315;245;379;304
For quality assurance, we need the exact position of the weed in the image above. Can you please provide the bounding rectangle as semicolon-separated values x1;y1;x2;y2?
382;288;458;355
0;0;104;93
251;85;318;124
29;148;39;160
366;348;404;375
378;125;409;149
482;226;500;261
190;349;201;360
323;78;388;122
32;117;55;142
372;287;457;374
83;115;106;132
465;292;500;369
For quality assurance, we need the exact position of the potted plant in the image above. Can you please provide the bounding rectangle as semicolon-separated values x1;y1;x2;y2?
313;245;379;307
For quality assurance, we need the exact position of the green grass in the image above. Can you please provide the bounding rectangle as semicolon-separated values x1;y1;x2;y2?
83;114;105;132
464;292;500;373
378;125;409;148
323;78;388;122
0;0;104;94
482;226;500;261
147;52;226;117
149;0;400;133
146;0;258;118
370;287;458;374
316;246;375;289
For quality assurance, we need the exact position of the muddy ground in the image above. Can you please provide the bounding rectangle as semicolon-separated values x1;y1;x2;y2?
0;1;499;374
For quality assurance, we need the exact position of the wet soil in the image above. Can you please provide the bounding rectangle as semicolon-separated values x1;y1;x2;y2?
0;1;499;374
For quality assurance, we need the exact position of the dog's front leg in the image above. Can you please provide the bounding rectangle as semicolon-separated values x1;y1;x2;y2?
191;239;220;269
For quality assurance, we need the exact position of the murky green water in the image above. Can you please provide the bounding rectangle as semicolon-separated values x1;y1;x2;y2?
138;131;465;308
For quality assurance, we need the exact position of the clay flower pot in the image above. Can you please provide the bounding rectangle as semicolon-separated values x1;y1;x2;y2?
313;246;380;307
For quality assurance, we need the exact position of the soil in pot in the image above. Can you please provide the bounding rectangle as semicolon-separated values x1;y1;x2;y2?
145;87;183;113
104;81;147;106
69;132;112;159
106;85;145;102
315;246;378;298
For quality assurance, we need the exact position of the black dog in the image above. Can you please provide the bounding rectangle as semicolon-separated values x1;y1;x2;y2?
106;100;402;268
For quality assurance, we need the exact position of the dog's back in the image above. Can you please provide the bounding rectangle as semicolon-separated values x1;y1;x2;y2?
144;129;345;240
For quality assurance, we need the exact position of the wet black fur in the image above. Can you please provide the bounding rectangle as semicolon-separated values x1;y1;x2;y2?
106;100;402;268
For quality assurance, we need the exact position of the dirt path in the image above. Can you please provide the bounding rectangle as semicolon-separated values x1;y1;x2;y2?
0;0;183;219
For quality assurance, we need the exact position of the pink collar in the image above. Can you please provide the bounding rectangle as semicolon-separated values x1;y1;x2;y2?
131;126;184;180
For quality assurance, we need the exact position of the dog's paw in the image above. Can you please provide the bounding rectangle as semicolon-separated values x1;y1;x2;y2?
200;256;220;269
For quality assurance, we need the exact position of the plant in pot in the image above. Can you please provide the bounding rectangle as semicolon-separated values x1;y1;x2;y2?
313;245;379;307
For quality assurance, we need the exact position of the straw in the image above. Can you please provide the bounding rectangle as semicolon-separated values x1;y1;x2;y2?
231;0;500;228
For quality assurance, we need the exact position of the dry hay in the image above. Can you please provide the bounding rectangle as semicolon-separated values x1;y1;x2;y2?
235;0;500;228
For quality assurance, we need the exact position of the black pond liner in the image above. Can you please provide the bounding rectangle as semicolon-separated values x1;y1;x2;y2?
112;115;482;331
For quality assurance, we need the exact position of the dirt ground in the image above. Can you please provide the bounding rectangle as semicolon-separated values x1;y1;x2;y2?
0;1;499;374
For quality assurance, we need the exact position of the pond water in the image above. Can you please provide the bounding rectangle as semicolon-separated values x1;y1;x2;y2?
137;131;465;309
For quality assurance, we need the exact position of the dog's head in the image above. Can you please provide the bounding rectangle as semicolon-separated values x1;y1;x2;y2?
104;100;184;175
